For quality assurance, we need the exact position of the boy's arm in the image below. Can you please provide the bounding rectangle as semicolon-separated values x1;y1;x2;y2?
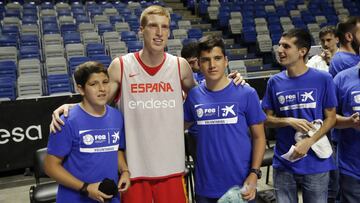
117;150;130;192
179;57;197;95
292;107;336;159
50;59;122;133
44;154;112;202
242;122;266;201
184;121;194;130
264;109;315;133
335;112;360;130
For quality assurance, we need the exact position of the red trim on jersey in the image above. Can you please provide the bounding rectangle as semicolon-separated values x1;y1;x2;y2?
134;52;166;76
114;56;124;103
177;57;186;100
129;172;185;182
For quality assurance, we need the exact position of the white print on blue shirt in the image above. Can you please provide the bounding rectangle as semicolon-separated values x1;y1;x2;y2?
194;102;238;125
276;89;317;111
351;91;360;112
79;128;120;153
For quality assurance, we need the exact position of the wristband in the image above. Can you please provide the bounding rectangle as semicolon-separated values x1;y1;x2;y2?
79;182;89;196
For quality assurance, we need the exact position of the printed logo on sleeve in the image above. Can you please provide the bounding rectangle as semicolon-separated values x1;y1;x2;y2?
276;89;317;111
194;103;238;125
79;129;120;153
351;91;360;112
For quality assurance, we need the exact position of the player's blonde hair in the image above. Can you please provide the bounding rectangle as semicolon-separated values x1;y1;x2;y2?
140;5;171;27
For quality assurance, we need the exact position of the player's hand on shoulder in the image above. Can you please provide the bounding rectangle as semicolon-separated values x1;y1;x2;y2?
228;71;247;86
50;103;76;133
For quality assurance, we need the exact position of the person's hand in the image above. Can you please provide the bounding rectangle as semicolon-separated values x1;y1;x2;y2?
228;71;247;86
49;103;76;133
288;117;315;134
291;137;313;160
241;173;257;201
87;182;113;203
349;112;360;130
118;171;131;192
320;49;332;64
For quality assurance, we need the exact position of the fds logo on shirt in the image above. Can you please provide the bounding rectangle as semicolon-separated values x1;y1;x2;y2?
80;130;120;146
195;103;238;125
276;89;317;111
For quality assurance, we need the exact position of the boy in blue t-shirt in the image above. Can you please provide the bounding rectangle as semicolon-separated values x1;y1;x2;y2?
44;62;130;203
262;28;338;203
184;35;266;203
334;63;360;203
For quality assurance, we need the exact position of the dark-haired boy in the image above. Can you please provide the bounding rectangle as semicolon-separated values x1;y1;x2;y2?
262;28;337;203
44;62;130;203
184;35;266;203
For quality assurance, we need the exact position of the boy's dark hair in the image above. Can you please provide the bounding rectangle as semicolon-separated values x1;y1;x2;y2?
336;16;360;45
319;25;336;39
74;61;108;88
282;28;312;58
181;41;198;59
197;34;226;57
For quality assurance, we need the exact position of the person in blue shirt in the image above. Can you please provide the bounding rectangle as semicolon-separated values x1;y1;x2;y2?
44;61;130;203
184;34;266;203
329;16;360;78
334;61;360;203
181;41;205;85
328;17;360;203
262;28;338;203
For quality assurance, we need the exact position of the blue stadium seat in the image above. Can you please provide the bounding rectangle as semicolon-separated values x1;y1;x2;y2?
75;15;90;24
2;25;19;37
182;38;197;46
41;2;54;10
0;35;18;47
0;60;17;80
68;56;91;75
20;35;39;47
63;32;81;45
187;28;203;39
58;9;72;16
19;45;41;60
5;10;21;18
98;24;114;36
22;16;38;25
110;16;123;25
61;24;77;35
47;74;72;95
0;76;16;100
126;40;143;52
43;23;60;34
42;16;58;24
90;55;112;68
120;31;137;42
72;8;86;16
86;43;105;57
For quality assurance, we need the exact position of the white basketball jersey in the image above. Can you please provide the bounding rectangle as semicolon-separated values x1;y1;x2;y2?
116;52;185;179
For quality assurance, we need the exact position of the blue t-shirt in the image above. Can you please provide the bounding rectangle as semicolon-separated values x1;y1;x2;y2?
262;68;337;175
329;52;360;142
329;51;360;77
333;66;360;180
47;104;126;203
184;82;266;198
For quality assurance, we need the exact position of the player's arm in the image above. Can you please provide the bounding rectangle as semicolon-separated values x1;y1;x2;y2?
117;150;130;192
264;109;315;133
242;122;266;201
44;154;112;202
50;59;122;133
335;112;360;130
179;57;196;94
